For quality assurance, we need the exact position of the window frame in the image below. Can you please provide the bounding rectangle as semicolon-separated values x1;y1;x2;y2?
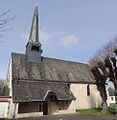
87;84;90;96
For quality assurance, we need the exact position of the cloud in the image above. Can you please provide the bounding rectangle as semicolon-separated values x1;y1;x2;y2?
60;34;79;47
39;29;79;47
21;29;79;48
39;29;64;44
39;29;58;44
20;29;56;44
20;28;57;43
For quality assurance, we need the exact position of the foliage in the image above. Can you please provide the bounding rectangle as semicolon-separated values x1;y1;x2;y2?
108;104;116;115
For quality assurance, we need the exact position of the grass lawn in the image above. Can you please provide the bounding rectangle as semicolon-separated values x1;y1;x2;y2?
76;105;116;116
0;105;116;120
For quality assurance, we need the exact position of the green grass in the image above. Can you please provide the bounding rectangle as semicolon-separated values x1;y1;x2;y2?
76;108;104;116
108;104;116;115
76;106;116;116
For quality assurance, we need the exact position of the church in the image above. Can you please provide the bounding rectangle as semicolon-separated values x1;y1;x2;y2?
5;4;102;118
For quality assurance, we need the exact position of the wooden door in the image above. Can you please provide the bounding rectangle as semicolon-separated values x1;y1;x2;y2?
43;101;48;115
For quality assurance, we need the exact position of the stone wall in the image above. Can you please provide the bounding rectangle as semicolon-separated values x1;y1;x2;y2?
0;102;9;118
70;84;102;110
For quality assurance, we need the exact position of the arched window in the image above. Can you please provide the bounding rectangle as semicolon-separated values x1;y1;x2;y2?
87;85;90;96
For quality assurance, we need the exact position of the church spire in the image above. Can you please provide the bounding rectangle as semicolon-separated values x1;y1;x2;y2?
29;4;39;43
26;3;42;63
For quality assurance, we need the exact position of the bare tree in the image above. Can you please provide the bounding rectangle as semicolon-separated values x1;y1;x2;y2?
91;62;108;112
0;10;13;96
104;52;117;115
0;79;9;96
0;80;5;96
89;37;117;114
89;38;117;66
0;9;13;39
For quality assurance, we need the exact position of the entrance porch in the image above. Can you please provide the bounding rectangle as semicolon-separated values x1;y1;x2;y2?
18;92;72;115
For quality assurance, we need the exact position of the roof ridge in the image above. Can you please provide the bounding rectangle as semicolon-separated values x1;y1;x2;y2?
44;57;88;65
11;52;88;65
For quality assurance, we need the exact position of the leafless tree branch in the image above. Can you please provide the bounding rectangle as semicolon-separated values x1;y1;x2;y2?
0;9;14;39
89;37;117;114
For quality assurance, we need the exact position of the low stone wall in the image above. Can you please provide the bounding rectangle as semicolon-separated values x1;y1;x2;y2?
15;112;43;119
0;102;9;118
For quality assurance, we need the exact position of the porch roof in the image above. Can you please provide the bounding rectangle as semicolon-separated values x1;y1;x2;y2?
12;80;75;103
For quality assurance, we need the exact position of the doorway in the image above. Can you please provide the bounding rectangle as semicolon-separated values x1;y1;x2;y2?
43;101;48;115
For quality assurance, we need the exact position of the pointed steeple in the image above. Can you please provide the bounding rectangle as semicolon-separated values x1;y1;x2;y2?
29;4;39;43
26;3;42;63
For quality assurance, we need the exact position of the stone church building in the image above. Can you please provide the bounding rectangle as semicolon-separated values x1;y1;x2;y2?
5;5;102;118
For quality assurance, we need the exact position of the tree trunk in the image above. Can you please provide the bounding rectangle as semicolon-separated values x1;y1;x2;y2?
115;96;117;115
101;101;107;113
114;87;117;115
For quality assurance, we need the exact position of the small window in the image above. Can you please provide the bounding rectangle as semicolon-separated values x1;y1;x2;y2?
111;97;113;101
87;85;90;96
31;45;39;52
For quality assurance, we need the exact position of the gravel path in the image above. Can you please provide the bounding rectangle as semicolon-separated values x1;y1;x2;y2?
12;113;117;120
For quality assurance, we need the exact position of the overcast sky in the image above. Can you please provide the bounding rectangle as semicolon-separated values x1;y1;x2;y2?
1;0;117;79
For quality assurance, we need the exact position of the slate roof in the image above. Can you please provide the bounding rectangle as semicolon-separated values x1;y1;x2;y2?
12;80;75;102
12;53;95;84
11;53;95;102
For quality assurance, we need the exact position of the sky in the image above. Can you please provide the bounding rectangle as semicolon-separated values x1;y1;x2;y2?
1;0;117;79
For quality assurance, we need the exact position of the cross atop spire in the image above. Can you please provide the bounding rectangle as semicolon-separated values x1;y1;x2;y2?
35;0;38;7
29;3;39;43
